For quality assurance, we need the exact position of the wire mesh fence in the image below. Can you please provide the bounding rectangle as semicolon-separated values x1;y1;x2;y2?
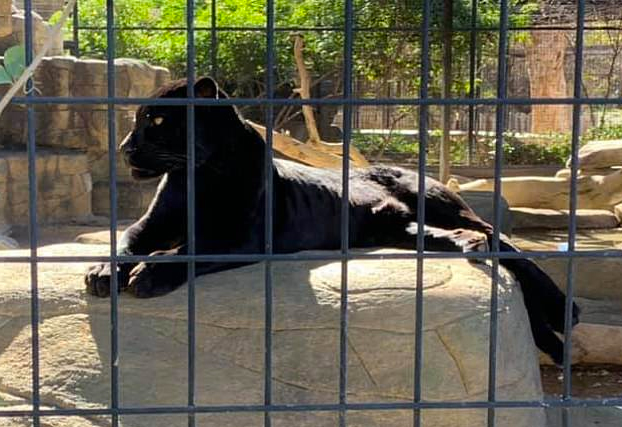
1;1;622;427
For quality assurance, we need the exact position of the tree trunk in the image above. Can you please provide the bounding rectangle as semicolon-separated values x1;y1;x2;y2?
293;34;322;144
247;120;369;169
525;30;572;134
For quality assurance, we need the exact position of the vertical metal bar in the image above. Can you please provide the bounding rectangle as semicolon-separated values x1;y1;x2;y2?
186;1;197;426
211;0;218;78
339;0;354;425
24;1;39;426
263;0;275;425
439;0;453;183
488;0;510;425
467;0;478;165
105;1;120;426
73;0;80;57
414;0;432;425
563;1;586;426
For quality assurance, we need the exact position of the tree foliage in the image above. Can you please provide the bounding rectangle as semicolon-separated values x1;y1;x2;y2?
59;0;537;95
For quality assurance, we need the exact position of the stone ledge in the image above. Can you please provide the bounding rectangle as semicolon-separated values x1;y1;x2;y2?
511;207;620;230
0;244;545;427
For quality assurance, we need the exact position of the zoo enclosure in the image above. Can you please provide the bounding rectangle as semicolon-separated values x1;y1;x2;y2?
1;0;622;427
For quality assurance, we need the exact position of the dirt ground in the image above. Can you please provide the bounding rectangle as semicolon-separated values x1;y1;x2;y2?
542;364;622;398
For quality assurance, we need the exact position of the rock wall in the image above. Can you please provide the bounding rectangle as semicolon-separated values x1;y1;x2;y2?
13;0;64;20
0;4;62;56
0;0;11;38
0;151;91;225
0;56;170;224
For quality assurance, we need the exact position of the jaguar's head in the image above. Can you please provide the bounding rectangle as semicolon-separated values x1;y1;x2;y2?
119;76;236;180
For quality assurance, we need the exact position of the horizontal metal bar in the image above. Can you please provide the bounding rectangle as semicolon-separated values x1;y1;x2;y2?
11;96;622;107
2;397;622;418
73;25;622;33
1;249;620;264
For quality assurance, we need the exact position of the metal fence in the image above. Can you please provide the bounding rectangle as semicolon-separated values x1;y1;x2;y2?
2;0;622;427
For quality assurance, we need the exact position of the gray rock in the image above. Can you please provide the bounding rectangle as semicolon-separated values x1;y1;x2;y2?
0;244;546;427
511;207;620;230
575;297;622;327
460;190;513;235
536;257;622;301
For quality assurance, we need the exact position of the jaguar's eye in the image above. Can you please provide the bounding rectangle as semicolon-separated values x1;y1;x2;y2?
153;116;164;126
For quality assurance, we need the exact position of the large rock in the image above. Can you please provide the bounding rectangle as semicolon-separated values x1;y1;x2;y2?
0;151;92;225
0;244;546;427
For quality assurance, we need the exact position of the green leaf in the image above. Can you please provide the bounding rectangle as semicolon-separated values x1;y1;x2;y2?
0;66;12;84
4;45;26;81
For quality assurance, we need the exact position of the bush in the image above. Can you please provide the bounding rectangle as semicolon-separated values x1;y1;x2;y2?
584;124;622;141
352;132;574;166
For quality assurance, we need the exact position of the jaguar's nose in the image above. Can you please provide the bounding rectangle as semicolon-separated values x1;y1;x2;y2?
118;132;136;154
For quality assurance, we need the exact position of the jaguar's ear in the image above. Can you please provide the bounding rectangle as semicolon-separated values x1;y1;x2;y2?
194;76;228;99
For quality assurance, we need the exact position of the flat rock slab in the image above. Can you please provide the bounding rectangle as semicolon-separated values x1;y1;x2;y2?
0;244;545;427
511;208;620;230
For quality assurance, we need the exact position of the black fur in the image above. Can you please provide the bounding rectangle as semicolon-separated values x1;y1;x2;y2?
85;77;580;364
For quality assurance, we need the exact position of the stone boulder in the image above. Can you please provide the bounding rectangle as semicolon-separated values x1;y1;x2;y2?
0;244;546;427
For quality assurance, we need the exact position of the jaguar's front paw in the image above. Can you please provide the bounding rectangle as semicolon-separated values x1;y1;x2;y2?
127;262;180;298
85;263;115;297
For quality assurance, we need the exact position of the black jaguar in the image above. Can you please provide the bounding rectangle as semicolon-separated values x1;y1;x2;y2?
85;76;579;364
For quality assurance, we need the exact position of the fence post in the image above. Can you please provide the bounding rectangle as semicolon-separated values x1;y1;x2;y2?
440;0;453;184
